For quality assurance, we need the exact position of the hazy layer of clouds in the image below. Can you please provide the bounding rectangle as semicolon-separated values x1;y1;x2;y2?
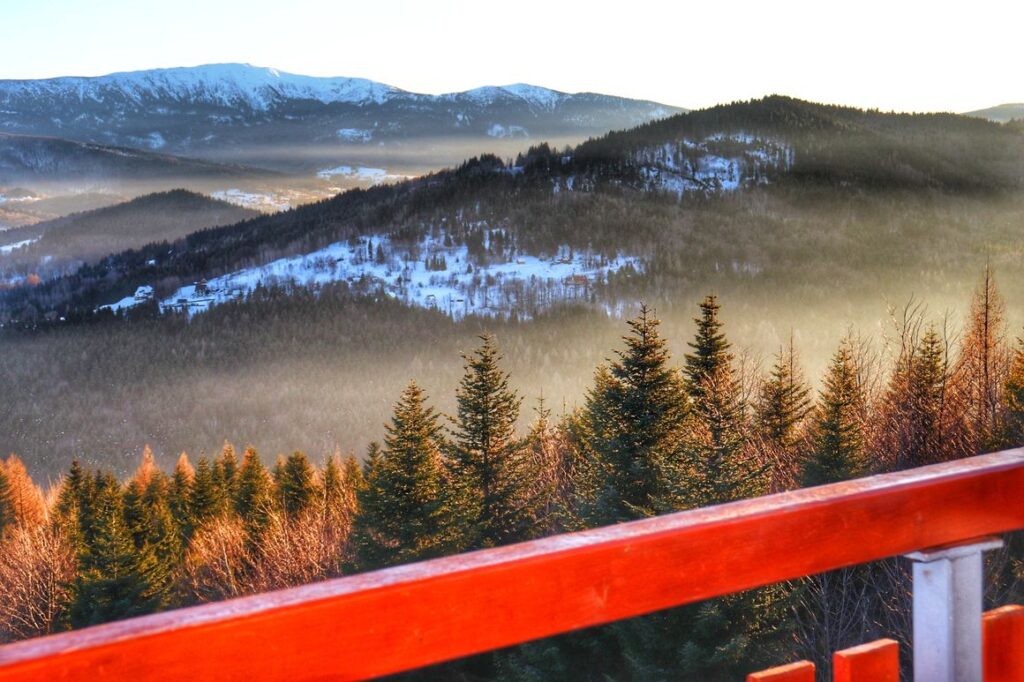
0;0;1019;112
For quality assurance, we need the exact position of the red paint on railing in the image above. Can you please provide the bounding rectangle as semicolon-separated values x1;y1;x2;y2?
984;604;1024;682
833;639;899;682
0;451;1021;681
747;660;815;681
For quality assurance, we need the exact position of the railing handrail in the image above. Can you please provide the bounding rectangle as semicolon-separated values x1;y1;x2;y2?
1;450;1022;681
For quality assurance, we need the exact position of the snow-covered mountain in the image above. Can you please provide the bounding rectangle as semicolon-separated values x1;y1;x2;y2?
0;64;683;171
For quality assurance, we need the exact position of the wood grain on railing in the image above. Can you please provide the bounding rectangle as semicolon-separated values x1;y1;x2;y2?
0;450;1022;681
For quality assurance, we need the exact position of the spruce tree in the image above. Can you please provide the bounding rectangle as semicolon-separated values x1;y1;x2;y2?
681;295;761;507
449;335;539;549
756;338;812;451
168;452;194;536
70;474;158;627
52;459;94;556
188;457;226;536
234;447;275;541
276;451;317;517
608;299;779;681
352;382;454;570
215;441;239;502
755;338;812;490
804;340;868;486
583;306;688;525
235;448;273;518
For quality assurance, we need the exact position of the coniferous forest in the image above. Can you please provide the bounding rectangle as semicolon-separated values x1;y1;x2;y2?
1;274;1022;680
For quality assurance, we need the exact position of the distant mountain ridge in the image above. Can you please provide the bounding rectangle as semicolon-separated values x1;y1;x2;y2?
0;131;276;184
0;64;684;171
964;103;1024;123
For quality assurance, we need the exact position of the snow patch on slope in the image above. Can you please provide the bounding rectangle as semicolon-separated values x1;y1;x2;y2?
102;233;642;320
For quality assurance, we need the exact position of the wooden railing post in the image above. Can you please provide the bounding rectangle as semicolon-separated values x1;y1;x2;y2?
832;639;899;682
905;537;1003;682
983;605;1024;682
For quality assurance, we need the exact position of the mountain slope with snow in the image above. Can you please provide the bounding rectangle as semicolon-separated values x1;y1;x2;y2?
0;64;683;171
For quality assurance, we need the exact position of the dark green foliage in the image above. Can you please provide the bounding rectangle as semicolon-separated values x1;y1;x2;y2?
584;305;688;524
804;340;867;486
449;335;539;549
681;296;763;507
70;474;160;627
757;339;813;451
215;442;239;503
168;454;194;537
122;475;181;611
352;382;455;570
234;447;274;524
276;451;317;518
189;457;227;533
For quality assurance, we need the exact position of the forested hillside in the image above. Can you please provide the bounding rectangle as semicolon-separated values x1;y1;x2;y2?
1;293;1021;679
0;190;258;280
3;96;1024;472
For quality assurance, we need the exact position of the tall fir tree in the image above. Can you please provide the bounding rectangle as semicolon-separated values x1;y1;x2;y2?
583;306;688;525
234;447;275;542
804;340;868;486
755;337;813;491
606;298;780;681
70;474;159;627
168;452;194;538
449;335;539;549
681;296;761;507
188;457;227;534
276;451;317;517
215;442;239;503
352;382;455;570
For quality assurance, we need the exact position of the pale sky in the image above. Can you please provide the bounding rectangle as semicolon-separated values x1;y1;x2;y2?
0;0;1019;113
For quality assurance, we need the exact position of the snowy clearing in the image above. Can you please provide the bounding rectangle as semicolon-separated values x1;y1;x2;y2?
101;233;642;320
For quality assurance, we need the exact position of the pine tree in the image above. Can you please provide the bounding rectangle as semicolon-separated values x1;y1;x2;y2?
168;452;194;536
188;457;226;535
756;337;812;451
352;382;455;570
276;451;317;517
583;306;688;524
449;335;539;549
684;295;732;404
681;296;761;507
804;340;868;486
607;299;779;681
70;474;158;627
52;459;94;556
755;338;812;491
215;442;239;502
234;447;274;534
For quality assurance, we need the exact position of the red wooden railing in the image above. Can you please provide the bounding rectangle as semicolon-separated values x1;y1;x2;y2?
0;450;1022;681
